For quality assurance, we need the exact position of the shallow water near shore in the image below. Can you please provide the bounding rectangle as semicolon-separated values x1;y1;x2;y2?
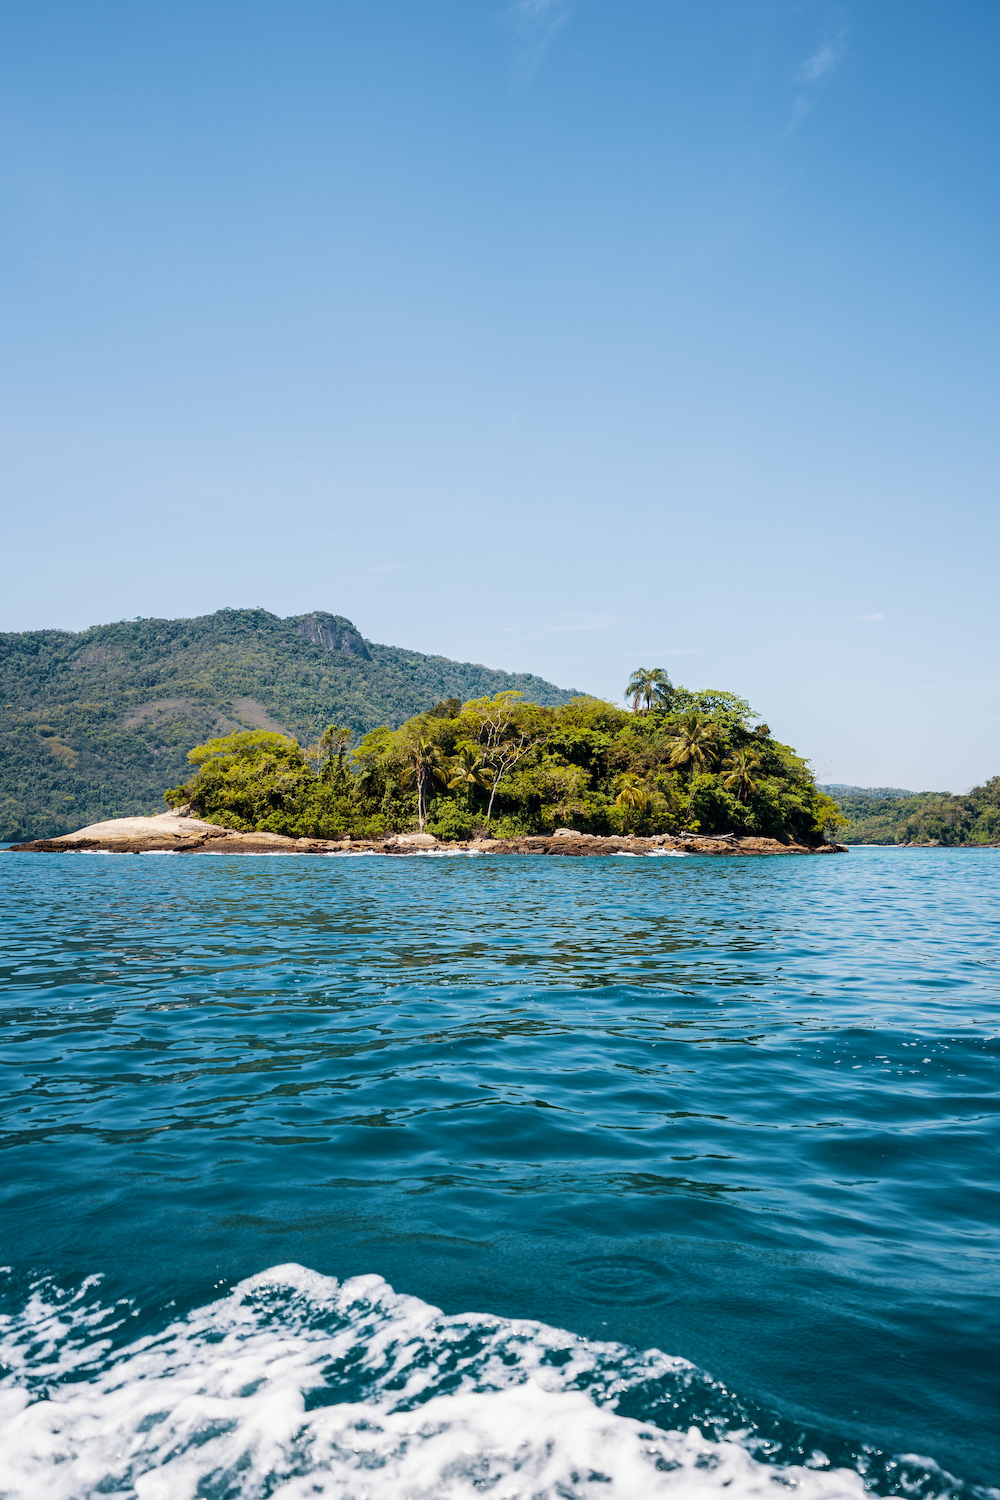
0;847;997;1497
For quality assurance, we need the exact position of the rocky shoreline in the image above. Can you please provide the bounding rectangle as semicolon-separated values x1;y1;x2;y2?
7;810;848;857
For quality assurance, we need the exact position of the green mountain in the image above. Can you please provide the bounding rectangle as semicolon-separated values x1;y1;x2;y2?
0;608;578;840
822;782;1000;845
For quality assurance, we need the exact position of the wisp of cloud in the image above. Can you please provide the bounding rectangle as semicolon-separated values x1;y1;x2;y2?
508;0;572;83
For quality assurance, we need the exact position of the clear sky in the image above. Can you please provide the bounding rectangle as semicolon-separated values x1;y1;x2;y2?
2;1;997;791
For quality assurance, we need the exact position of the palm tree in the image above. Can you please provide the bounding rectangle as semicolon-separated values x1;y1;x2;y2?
399;734;450;831
448;741;490;805
721;747;762;802
625;667;673;715
665;713;719;776
614;773;649;811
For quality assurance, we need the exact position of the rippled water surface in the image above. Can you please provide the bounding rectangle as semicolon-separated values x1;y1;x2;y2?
0;847;997;1497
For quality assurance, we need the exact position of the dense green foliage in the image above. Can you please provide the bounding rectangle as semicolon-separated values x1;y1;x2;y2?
0;609;577;839
825;781;1000;845
169;687;845;844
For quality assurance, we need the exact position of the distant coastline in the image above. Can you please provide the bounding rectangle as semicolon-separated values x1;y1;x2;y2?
821;781;1000;846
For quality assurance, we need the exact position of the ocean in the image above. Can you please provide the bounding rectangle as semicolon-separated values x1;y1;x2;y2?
0;846;997;1498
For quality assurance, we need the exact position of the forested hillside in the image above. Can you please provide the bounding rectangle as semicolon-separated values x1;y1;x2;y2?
0;608;577;839
824;782;1000;845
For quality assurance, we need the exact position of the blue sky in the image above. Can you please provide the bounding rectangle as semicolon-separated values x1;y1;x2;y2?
1;1;997;790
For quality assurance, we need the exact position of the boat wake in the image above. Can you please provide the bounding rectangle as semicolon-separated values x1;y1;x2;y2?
0;1264;979;1499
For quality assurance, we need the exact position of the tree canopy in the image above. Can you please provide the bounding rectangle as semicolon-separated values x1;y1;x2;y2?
166;680;846;844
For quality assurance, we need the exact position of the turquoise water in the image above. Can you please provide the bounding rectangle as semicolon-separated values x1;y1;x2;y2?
0;847;997;1498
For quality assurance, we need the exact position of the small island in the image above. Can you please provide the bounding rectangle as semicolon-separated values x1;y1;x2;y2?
9;671;849;856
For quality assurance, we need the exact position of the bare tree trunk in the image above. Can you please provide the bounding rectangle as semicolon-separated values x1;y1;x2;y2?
417;770;425;831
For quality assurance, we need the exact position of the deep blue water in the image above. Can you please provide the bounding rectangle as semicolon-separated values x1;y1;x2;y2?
0;846;997;1498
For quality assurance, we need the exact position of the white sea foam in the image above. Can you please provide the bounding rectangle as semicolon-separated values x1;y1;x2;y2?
0;1263;869;1500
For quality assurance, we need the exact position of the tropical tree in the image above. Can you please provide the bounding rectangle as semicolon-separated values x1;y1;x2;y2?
448;741;490;804
721;747;762;803
460;692;548;827
165;730;314;830
399;733;450;831
351;725;393;805
614;773;649;812
665;713;720;776
318;723;352;786
625;667;673;715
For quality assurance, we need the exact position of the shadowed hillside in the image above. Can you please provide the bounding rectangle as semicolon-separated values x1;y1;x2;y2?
0;608;577;839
